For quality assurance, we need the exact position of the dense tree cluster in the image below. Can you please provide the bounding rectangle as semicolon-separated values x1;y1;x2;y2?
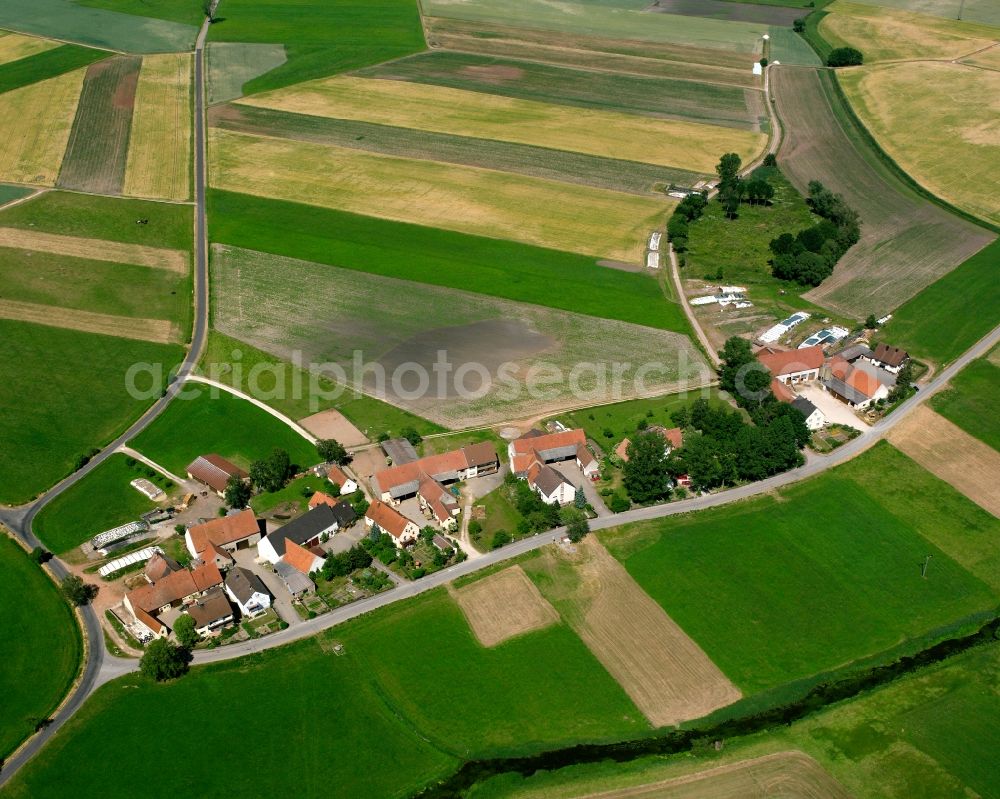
319;544;373;581
712;153;776;219
316;438;349;465
224;474;252;509
666;191;708;253
249;448;294;493
172;614;199;649
718;337;772;409
827;47;863;67
61;575;98;606
770;181;860;286
623;431;672;504
140;638;192;682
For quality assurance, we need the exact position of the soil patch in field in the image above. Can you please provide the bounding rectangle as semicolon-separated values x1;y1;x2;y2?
0;298;178;343
58;54;141;195
889;405;1000;518
573;750;851;798
453;565;559;647
459;63;524;83
598;259;644;273
0;227;187;273
298;409;369;447
372;319;556;400
646;0;804;27
526;538;741;727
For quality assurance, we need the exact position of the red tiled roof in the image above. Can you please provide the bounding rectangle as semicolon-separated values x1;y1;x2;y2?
327;465;352;488
771;377;795;403
187;509;260;555
847;367;882;399
134;606;166;635
191;562;223;592
365;499;414;540
207;541;234;564
510;429;586;457
576;444;596;466
757;346;824;378
614;439;631;462
374;444;498;494
284;538;323;575
308;491;339;509
128;569;199;612
186;454;248;493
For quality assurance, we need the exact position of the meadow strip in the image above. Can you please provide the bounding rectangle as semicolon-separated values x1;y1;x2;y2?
0;43;106;93
124;53;192;201
0;227;188;272
452;565;559;647
209;104;702;195
0;32;59;66
888;406;1000;518
239;75;766;173
0;299;179;343
209;128;671;262
0;69;84;185
58;55;141;194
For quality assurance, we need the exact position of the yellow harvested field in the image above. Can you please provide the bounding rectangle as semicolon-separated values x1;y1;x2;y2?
570;751;851;799
0;32;59;66
452;565;560;647
209;129;671;262
0;299;179;344
962;42;1000;69
124;53;192;201
528;538;741;727
889;405;1000;518
839;61;1000;226
0;227;188;273
0;69;84;186
238;75;765;173
821;1;1000;62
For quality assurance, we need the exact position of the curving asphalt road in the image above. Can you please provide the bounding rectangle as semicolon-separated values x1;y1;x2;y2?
0;48;997;786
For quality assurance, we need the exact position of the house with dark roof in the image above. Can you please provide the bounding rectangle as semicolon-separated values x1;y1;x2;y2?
791;396;827;431
185;509;264;558
258;504;350;564
527;463;576;505
381;437;419;465
224;566;271;617
186;454;248;496
867;343;909;374
184;589;234;635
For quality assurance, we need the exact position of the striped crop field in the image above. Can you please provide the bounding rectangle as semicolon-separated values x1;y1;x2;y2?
124;53;192;201
209;129;672;262
209;104;704;194
0;69;85;185
356;51;765;130
58;55;142;194
0;32;59;66
238;75;766;173
839;62;1000;227
820;1;1000;62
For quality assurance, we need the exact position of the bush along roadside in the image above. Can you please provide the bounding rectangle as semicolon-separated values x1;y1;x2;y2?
414;612;1000;798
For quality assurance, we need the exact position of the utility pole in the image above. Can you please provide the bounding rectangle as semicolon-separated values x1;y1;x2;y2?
958;0;965;20
921;554;932;579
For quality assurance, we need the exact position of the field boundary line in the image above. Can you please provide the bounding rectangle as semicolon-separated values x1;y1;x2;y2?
0;299;178;343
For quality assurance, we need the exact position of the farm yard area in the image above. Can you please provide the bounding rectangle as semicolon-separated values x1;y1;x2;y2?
210;245;710;427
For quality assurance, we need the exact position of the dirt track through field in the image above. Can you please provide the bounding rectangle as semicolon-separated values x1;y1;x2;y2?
573;750;851;798
452;565;559;647
529;538;740;727
0;299;178;344
888;404;1000;518
772;66;993;318
0;228;188;273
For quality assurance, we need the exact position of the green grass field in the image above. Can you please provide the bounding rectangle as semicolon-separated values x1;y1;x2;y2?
210;104;702;195
209;190;689;333
206;42;287;104
207;0;426;94
600;442;1000;693
0;535;81;760
201;331;444;436
0;44;107;94
0;320;183;504
33;454;173;554
76;0;205;26
544;389;726;447
0;190;193;250
931;355;1000;453
129;389;318;476
0;0;197;53
879;239;1000;365
357;51;762;130
0;184;33;205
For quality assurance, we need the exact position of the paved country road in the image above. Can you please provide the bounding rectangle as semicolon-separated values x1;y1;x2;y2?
0;46;997;784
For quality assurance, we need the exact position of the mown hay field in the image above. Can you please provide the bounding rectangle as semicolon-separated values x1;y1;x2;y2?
962;41;1000;68
0;226;188;272
209;190;690;332
0;68;84;185
452;565;559;647
210;104;703;195
0;534;81;760
772;67;993;318
599;443;1000;693
0;298;179;344
0;319;183;504
58;55;141;194
524;539;741;727
124;53;192;201
237;75;767;173
209;246;710;427
820;1;1000;62
0;32;59;65
357;51;764;130
888;405;1000;519
839;61;1000;228
209;129;671;262
206;42;286;104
